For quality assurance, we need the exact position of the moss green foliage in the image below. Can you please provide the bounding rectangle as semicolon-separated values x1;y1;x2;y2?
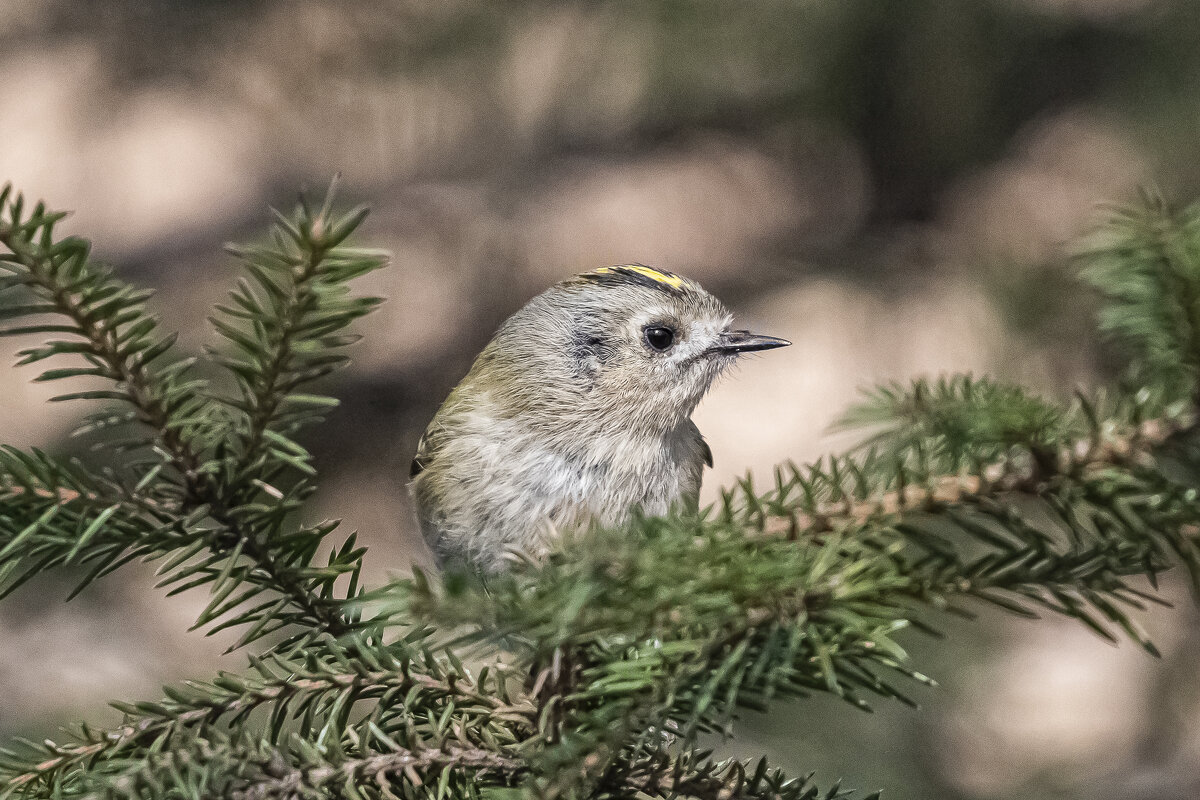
0;184;1198;799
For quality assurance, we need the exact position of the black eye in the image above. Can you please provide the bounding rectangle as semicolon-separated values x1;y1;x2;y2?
643;325;675;351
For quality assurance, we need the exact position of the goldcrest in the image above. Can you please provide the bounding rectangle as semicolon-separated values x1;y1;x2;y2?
410;264;789;573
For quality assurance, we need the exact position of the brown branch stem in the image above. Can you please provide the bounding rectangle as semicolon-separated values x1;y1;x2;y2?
757;416;1188;539
231;745;525;800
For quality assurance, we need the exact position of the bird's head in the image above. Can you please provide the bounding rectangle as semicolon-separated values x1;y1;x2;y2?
485;264;789;434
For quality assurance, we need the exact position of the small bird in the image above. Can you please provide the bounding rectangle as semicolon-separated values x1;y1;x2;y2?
410;264;790;573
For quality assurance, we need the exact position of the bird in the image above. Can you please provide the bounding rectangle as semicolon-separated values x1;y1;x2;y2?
409;264;790;573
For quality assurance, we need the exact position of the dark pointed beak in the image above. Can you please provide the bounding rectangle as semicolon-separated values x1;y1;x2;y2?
714;329;791;353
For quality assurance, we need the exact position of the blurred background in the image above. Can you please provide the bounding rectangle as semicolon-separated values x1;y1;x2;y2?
3;0;1200;797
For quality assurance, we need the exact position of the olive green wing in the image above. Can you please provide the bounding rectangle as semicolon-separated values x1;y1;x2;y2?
684;418;713;469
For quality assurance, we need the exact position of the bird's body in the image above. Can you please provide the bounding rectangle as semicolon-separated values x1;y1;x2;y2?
410;265;787;573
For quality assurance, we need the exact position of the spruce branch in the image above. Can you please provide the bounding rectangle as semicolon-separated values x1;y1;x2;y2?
618;751;876;800
1;185;1200;800
226;744;524;800
0;185;385;647
0;638;535;799
0;187;208;484
406;379;1200;795
1079;193;1200;405
830;375;1076;478
772;392;1190;549
0;447;190;598
25;734;524;800
211;180;385;497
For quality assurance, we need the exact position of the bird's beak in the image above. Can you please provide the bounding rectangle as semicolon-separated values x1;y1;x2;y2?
714;329;791;353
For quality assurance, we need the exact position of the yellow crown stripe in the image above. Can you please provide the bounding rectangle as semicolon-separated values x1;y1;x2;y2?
592;265;687;290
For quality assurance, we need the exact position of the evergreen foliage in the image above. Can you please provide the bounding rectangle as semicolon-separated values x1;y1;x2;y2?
0;184;1198;799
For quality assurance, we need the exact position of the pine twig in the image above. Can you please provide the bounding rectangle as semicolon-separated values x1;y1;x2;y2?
230;746;525;800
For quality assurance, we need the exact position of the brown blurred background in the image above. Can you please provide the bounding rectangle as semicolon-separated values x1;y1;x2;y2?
3;1;1200;797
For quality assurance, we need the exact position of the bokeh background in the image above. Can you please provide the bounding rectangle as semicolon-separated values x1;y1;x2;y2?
3;1;1200;797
